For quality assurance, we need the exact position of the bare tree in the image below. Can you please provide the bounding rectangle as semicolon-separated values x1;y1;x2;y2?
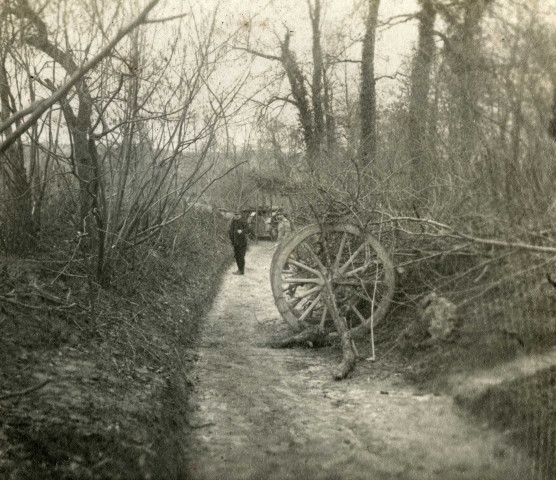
0;0;249;287
436;0;493;164
407;0;436;187
309;0;325;159
359;0;380;168
0;30;34;251
235;0;334;172
1;0;161;275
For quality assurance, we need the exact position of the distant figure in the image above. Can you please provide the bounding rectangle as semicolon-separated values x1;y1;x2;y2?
229;211;249;275
276;212;292;242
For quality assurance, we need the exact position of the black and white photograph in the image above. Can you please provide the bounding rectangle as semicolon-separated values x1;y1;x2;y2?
1;0;555;478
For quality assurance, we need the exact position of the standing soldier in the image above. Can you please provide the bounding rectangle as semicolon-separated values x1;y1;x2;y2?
275;212;294;270
229;211;249;275
276;212;292;242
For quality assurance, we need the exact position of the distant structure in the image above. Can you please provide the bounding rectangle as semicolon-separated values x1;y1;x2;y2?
246;173;294;215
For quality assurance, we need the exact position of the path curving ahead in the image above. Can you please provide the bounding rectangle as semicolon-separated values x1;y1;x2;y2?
183;242;531;480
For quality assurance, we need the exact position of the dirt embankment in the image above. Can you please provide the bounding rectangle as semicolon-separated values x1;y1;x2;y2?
0;211;231;480
175;241;534;480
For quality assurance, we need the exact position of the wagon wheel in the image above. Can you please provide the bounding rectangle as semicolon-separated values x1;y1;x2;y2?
270;224;395;332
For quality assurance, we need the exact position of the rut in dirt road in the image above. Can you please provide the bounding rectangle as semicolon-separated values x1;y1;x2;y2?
182;241;531;480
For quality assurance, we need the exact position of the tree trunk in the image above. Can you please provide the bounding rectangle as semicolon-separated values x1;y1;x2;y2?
0;49;34;252
15;0;107;280
309;0;325;159
445;0;492;164
280;32;317;171
550;85;556;141
321;281;356;380
109;28;141;250
359;0;381;168
26;71;45;231
323;66;337;156
408;0;436;188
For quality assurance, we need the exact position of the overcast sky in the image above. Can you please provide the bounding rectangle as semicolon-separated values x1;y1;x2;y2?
160;0;420;79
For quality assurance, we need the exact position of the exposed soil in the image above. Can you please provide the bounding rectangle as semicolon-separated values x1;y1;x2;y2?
180;241;534;480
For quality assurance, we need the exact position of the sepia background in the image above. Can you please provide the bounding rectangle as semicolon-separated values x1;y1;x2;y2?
1;0;556;478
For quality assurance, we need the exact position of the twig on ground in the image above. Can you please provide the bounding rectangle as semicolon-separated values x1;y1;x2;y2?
187;421;216;429
31;285;66;304
0;379;51;401
0;295;77;311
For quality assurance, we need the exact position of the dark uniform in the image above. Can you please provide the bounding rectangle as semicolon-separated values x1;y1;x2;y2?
229;216;249;274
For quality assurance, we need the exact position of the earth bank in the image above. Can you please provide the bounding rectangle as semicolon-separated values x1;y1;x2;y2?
0;210;231;480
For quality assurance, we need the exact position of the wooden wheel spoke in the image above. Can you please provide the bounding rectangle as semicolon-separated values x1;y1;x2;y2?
290;297;308;309
333;232;348;271
335;269;384;284
332;279;361;286
344;258;381;276
344;262;372;277
287;296;303;307
350;304;367;323
288;259;321;277
334;278;385;306
334;275;378;284
298;293;322;322
319;306;328;330
295;285;322;300
338;242;367;274
300;244;329;280
283;283;298;291
282;277;321;284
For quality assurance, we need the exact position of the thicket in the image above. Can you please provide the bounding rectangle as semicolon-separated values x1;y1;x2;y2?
0;0;245;279
0;208;231;479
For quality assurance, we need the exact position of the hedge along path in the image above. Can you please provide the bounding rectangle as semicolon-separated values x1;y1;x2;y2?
182;241;533;480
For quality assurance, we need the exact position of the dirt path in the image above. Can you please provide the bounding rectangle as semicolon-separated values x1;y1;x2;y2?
183;242;532;480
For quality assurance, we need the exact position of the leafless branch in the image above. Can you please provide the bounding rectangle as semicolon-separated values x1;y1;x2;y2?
142;13;188;25
374;72;408;82
380;213;556;255
0;0;161;154
378;13;418;29
233;45;282;62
